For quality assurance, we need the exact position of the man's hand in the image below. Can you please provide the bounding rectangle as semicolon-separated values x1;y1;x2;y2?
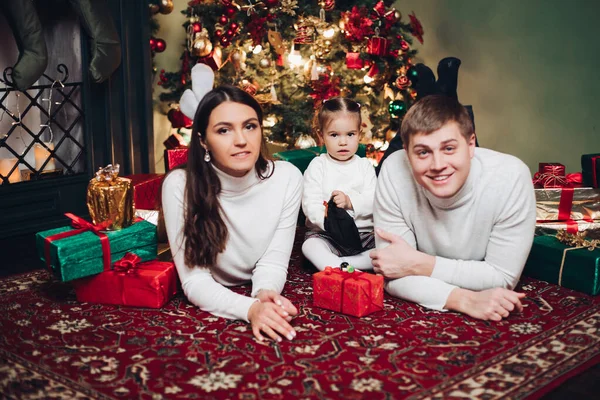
331;190;352;210
445;287;525;321
369;228;435;279
255;289;298;322
248;301;297;343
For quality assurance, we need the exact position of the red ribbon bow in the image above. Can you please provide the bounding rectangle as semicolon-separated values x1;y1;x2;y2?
113;252;142;273
44;213;112;272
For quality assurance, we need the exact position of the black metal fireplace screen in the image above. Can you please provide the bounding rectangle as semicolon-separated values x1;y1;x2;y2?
0;64;85;185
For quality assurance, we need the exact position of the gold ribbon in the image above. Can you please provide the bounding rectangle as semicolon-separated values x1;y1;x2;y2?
555;230;600;286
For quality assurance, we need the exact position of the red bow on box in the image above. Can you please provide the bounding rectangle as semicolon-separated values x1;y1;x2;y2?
113;252;142;273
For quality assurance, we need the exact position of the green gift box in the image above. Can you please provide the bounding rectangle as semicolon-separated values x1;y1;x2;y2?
524;235;600;295
36;217;158;282
273;144;367;173
581;153;600;188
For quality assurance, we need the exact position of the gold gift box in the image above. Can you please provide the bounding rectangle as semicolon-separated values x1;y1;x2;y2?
535;187;600;221
87;164;134;230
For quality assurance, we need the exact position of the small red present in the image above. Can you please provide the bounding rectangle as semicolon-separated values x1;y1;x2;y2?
125;174;164;211
164;148;189;171
163;132;188;149
198;49;222;71
313;267;384;317
345;52;364;69
366;36;390;56
73;253;178;308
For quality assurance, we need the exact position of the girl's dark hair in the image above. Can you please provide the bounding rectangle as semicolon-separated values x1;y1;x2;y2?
168;85;272;268
313;97;362;134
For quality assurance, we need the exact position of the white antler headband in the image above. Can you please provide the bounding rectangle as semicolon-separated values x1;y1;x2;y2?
179;63;215;120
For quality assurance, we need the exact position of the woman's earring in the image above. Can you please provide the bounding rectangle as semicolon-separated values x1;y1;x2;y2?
204;151;211;162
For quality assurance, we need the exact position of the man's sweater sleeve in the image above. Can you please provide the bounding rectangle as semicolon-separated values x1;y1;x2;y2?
162;171;258;322
374;155;458;311
431;163;537;291
302;158;326;231
251;164;303;296
347;159;377;220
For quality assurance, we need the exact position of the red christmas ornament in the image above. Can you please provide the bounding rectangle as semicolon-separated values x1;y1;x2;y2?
395;75;410;90
154;39;167;53
149;37;156;50
219;15;228;25
192;22;202;33
267;13;276;22
230;22;239;31
265;0;279;7
215;29;223;37
225;6;237;17
320;0;335;11
226;29;234;37
400;40;410;51
389;49;399;57
366;37;389;56
220;36;230;46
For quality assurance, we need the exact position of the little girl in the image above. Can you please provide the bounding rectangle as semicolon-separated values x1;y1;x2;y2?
302;97;377;271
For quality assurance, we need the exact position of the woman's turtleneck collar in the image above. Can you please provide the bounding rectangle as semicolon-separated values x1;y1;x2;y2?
211;162;265;197
420;154;481;210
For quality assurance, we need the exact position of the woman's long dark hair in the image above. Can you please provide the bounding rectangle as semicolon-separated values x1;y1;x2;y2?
174;85;272;268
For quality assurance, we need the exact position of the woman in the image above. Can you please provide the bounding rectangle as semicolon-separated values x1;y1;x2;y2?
162;85;302;343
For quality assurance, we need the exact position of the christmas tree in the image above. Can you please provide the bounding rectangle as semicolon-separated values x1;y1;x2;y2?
157;0;424;148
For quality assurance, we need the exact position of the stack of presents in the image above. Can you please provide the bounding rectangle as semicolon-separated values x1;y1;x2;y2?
524;154;600;295
34;145;599;315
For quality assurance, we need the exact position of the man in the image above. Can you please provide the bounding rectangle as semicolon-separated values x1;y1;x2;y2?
371;95;536;321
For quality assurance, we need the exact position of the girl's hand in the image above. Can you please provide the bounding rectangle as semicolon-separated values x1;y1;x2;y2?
331;190;353;210
256;290;298;321
248;301;297;342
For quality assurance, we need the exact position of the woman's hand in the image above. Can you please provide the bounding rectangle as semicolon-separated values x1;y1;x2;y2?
256;290;298;321
331;190;353;210
248;300;297;342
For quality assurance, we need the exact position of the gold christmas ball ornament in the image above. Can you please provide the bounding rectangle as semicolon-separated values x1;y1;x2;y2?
192;36;213;57
159;0;174;14
295;134;317;149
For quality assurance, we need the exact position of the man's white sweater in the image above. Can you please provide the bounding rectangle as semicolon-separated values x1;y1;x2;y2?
374;148;536;310
162;161;302;321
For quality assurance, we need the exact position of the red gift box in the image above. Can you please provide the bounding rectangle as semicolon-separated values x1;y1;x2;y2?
164;148;189;171
313;267;384;317
346;53;364;69
125;174;164;211
366;37;390;56
198;49;223;71
73;253;178;308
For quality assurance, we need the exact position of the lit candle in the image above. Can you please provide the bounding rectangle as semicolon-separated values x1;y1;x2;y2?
0;158;22;184
34;142;56;171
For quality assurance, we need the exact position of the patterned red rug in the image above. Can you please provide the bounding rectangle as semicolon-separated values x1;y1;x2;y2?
1;231;599;399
